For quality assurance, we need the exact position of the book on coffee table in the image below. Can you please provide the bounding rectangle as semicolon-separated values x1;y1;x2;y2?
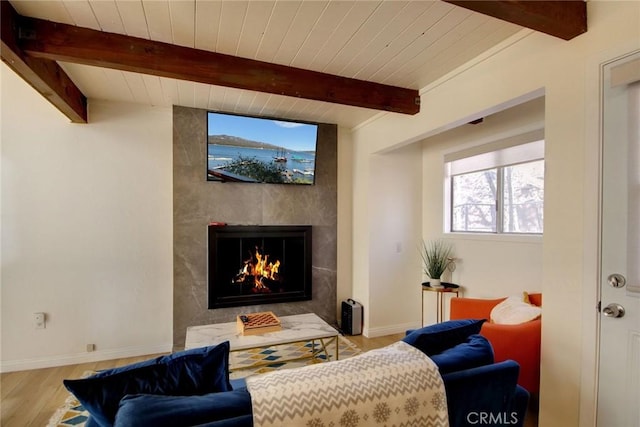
237;311;282;335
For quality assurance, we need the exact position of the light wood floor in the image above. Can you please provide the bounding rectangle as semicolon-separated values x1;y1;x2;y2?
0;332;537;427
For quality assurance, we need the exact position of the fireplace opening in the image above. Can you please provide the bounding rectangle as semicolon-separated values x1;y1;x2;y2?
208;225;312;308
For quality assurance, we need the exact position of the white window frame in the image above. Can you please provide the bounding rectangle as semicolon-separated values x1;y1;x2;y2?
444;130;545;235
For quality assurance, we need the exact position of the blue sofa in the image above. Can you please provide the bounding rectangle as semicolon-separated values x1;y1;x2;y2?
201;362;529;427
402;319;529;427
68;320;528;427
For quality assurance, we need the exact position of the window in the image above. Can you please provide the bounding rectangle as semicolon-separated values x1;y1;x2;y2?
445;131;544;234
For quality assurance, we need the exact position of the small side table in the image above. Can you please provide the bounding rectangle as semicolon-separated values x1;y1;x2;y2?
421;282;460;325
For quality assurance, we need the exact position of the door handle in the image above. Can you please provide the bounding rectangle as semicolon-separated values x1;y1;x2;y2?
602;303;625;318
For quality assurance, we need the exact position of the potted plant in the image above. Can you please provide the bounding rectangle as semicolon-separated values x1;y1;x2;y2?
421;239;454;287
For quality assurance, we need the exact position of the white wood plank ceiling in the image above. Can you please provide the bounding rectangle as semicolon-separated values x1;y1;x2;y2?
9;0;522;128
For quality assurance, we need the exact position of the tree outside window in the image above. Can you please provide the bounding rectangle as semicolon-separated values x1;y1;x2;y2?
451;160;544;234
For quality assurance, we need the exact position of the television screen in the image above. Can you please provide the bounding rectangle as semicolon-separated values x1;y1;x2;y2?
207;111;318;185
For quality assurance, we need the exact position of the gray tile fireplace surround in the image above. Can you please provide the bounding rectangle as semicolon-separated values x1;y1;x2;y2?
173;106;338;350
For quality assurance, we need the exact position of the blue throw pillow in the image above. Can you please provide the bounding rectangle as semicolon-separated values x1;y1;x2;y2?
402;319;486;356
64;342;232;427
114;389;253;427
431;334;494;374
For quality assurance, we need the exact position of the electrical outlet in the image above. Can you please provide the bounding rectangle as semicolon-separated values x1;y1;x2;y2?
86;343;96;352
34;312;45;329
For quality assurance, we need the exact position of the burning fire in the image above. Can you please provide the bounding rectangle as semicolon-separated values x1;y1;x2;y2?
233;247;281;292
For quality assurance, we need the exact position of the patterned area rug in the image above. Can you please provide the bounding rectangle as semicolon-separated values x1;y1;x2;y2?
229;335;361;379
48;336;361;427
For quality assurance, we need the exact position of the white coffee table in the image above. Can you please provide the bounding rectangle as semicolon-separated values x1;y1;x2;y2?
185;313;340;369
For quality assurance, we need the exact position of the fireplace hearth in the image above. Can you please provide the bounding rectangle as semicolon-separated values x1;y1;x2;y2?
208;225;312;308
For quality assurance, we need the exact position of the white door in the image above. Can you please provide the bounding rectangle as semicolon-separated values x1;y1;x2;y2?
597;51;640;427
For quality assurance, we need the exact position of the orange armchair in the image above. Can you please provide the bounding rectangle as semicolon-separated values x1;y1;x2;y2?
449;293;542;394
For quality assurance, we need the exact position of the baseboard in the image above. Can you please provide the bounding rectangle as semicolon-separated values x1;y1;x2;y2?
0;343;173;373
364;321;421;338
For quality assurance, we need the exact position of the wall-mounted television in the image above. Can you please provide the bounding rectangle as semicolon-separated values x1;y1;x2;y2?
207;111;319;185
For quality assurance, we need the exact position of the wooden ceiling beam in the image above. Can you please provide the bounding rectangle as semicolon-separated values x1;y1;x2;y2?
443;1;587;41
0;1;87;123
17;15;420;115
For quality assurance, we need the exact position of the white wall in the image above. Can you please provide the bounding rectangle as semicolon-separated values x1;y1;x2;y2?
350;2;639;426
366;144;422;336
336;126;353;319
0;63;173;372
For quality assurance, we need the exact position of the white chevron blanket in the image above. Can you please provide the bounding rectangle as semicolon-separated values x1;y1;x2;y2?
246;341;449;427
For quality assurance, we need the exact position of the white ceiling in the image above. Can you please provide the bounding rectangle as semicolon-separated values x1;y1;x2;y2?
10;0;522;128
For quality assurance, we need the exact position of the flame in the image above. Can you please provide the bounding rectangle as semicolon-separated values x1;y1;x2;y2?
234;247;281;291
